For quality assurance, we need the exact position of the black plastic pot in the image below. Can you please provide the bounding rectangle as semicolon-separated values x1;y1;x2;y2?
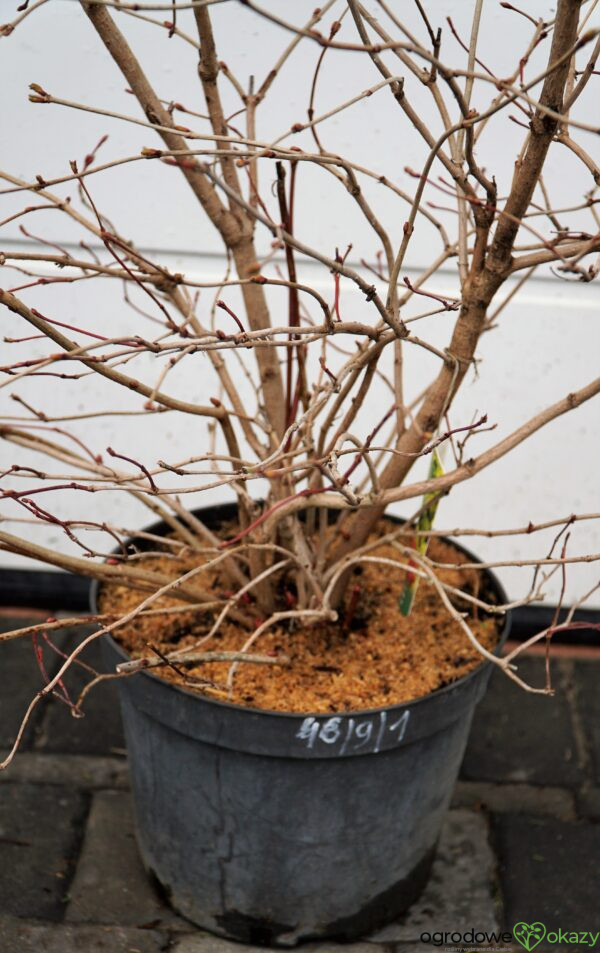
92;503;511;946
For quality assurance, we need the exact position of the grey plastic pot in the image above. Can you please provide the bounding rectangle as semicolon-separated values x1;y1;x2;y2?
93;503;510;946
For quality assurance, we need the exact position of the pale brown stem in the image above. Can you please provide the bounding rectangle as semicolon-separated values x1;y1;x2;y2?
81;0;286;439
329;0;584;605
510;234;600;271
555;132;600;186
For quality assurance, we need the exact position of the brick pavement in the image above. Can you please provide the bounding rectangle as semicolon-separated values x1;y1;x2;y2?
1;615;598;953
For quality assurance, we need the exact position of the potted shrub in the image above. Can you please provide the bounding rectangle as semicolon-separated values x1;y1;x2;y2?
1;0;598;943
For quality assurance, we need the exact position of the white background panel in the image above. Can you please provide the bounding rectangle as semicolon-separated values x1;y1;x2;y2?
1;1;599;606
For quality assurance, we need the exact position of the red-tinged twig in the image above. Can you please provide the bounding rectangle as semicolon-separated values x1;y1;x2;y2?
509;114;531;130
529;515;575;604
413;167;577;273
423;414;492;456
32;632;81;714
1;463;45;479
83;133;109;171
18;223;70;258
4;419;103;464
307;18;343;151
32;632;51;685
79;240;102;265
71;161;182;335
10;394;48;420
360;254;387;281
92;228;174;282
40;631;99;677
10;495;98;556
100;228;182;334
275;160;303;429
1;513;128;564
455;414;496;460
446;16;502;84
504;616;600;664
0;354;76;373
341;403;398;486
2;482;96;502
318;356;338;386
27;315;109;342
78;133;110;212
220;485;334;549
548;620;600;637
8;274;91;293
517;32;550;88
402;276;460;311
107;446;158;492
0;202;63;230
216;299;245;333
4;333;45;343
2;368;84;380
499;1;543;28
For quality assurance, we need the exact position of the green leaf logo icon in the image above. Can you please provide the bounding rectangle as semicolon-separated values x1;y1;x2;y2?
513;922;547;951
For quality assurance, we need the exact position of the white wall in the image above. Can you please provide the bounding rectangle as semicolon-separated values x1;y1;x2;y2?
1;1;599;606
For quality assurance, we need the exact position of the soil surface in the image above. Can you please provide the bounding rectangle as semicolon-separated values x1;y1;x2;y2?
99;521;503;714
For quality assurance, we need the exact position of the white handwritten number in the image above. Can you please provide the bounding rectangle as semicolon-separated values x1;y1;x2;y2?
296;717;320;749
319;717;342;744
296;709;410;753
353;719;374;749
374;711;387;753
388;710;410;743
339;718;356;756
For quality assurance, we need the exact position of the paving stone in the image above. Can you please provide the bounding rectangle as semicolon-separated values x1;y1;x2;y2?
367;809;499;941
312;945;387;953
170;935;266;953
393;947;458;953
0;782;88;921
312;940;386;953
0;916;167;953
461;658;582;786
66;789;188;930
573;660;600;783
576;786;600;820
392;947;445;953
452;781;576;821
493;813;600;935
34;626;125;756
0;753;130;789
170;938;383;953
171;937;276;953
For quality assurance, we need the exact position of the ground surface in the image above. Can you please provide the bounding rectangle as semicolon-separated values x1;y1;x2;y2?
0;613;598;953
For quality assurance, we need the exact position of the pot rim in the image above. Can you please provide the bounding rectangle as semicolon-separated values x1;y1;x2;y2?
92;501;511;722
